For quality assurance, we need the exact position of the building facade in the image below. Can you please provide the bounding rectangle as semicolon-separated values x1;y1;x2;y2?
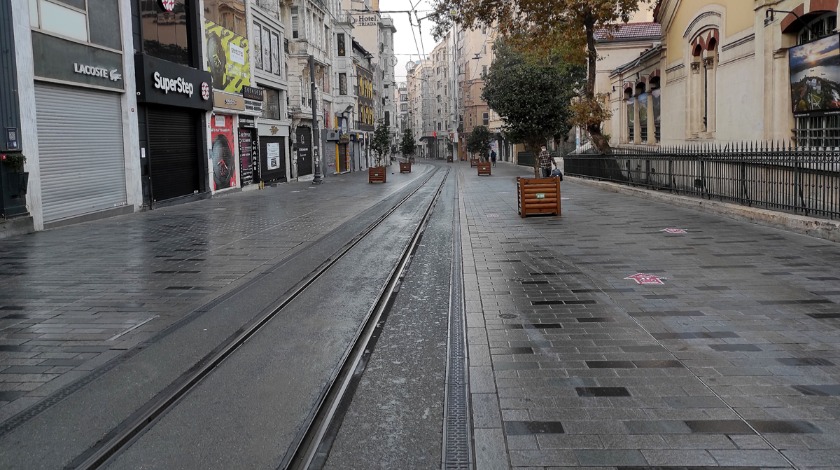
5;0;142;231
605;0;840;148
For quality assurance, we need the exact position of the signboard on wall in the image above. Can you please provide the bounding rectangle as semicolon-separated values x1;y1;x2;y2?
210;114;237;190
205;18;250;92
790;34;840;114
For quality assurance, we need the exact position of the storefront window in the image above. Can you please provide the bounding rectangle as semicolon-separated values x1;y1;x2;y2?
140;0;190;65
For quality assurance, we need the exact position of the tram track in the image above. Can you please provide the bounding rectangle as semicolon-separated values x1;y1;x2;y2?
70;166;451;469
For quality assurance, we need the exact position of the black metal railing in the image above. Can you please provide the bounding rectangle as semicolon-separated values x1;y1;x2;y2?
564;142;840;220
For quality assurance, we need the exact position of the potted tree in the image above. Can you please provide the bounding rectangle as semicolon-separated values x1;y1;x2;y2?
467;126;493;175
399;127;416;173
480;39;581;215
368;120;390;183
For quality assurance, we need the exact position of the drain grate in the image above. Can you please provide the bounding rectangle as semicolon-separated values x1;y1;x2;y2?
442;185;472;470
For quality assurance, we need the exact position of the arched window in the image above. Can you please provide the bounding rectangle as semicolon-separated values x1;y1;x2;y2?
636;83;648;142
650;76;661;142
688;28;719;137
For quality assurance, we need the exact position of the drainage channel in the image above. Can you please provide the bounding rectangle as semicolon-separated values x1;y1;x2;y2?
283;167;451;470
442;173;472;469
72;167;448;470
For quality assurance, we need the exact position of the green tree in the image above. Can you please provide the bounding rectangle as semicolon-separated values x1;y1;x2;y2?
465;125;492;160
370;120;391;167
400;127;416;161
481;39;583;175
430;0;645;153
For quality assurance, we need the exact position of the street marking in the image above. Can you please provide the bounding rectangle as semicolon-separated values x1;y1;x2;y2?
625;273;666;285
661;228;687;234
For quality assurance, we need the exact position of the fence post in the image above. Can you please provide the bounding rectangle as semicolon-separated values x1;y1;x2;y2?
794;143;809;216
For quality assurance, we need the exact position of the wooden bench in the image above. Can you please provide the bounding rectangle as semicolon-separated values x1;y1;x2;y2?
368;166;386;183
517;177;561;217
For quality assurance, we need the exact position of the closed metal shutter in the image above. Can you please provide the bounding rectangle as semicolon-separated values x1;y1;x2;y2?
147;107;200;201
35;84;127;222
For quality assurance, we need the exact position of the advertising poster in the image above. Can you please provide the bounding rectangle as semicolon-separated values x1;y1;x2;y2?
206;20;250;92
790;34;840;113
210;114;237;190
267;143;281;170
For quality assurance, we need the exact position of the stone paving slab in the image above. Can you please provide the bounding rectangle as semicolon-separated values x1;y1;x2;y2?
457;161;840;468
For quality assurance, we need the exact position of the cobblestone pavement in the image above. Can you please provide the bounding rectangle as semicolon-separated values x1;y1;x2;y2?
457;162;840;469
0;166;425;426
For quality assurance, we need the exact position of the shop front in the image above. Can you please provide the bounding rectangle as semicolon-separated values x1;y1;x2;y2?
30;29;134;226
135;54;213;204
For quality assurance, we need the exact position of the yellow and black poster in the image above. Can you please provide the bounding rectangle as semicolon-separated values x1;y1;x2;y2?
205;19;250;92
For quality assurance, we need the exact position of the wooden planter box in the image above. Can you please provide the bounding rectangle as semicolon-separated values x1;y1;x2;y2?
517;176;561;217
399;162;412;173
369;166;387;183
469;158;479;167
477;162;491;176
446;156;453;162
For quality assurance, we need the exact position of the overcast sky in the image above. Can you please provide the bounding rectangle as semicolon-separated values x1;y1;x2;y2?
380;0;439;82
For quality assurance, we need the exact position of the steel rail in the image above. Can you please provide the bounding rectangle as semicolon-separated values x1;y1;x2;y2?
283;167;451;470
73;166;447;470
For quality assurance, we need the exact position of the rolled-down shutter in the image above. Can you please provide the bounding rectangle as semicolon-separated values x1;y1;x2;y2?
146;108;200;201
35;84;127;223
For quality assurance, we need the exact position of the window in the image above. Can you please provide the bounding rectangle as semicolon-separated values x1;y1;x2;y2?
339;73;347;95
625;89;635;143
385;111;390;127
31;0;122;50
291;6;299;39
34;0;87;41
638;91;648;142
482;112;489;126
262;88;281;120
651;77;661;142
798;13;837;45
254;23;263;70
337;33;345;56
796;114;840;147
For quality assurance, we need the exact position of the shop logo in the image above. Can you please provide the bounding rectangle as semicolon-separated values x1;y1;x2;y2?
153;71;194;97
160;0;175;12
201;82;210;100
74;63;122;82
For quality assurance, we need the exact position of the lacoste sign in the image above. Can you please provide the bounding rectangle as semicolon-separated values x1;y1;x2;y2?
74;63;122;82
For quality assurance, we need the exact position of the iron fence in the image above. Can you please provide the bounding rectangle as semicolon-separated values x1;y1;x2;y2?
564;142;840;220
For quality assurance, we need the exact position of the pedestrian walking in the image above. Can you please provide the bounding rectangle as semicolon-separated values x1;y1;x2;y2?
490;149;497;167
538;146;552;177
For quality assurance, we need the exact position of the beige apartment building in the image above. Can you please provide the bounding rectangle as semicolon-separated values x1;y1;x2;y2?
606;0;839;148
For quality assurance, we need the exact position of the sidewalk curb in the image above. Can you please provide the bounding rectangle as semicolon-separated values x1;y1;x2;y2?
570;176;840;243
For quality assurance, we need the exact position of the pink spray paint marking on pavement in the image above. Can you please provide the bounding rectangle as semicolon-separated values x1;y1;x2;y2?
625;273;666;285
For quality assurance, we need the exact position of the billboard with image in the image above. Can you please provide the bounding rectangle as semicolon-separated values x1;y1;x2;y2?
790;34;840;114
205;0;250;92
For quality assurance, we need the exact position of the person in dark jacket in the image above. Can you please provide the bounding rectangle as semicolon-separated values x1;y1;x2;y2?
538;146;552;177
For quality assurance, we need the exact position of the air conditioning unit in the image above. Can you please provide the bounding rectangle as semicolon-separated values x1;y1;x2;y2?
326;131;339;141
